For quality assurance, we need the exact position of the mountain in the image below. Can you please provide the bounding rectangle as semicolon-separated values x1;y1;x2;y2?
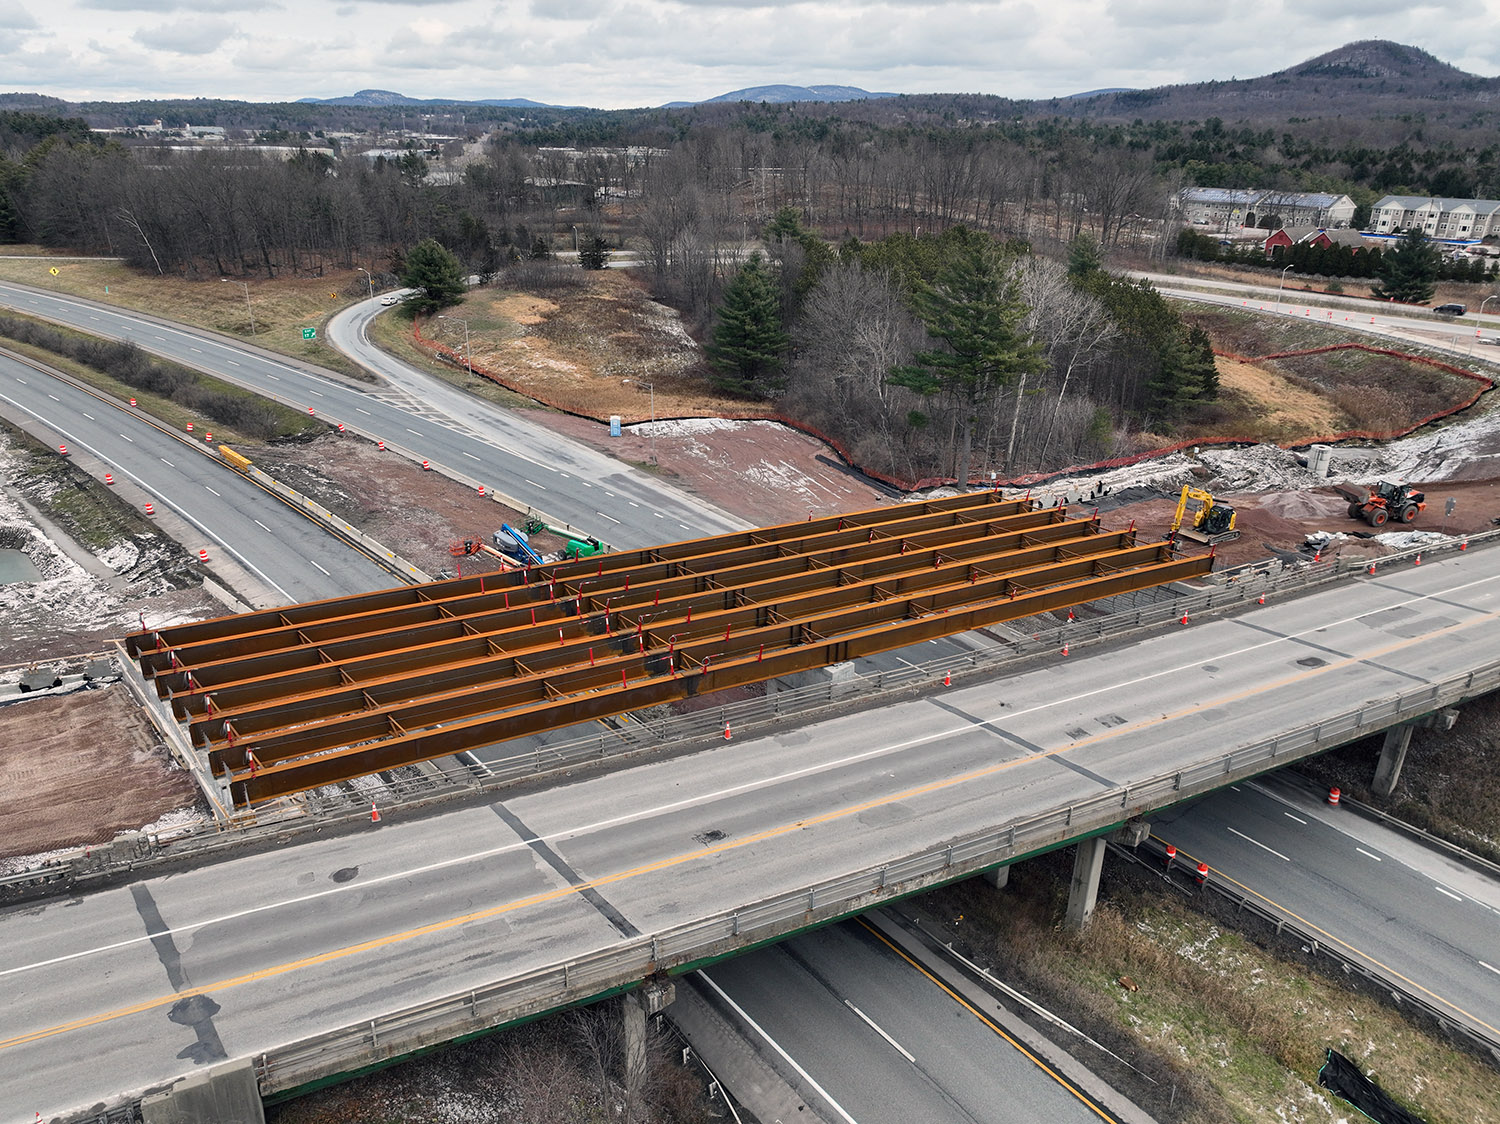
1049;40;1500;121
295;89;563;108
663;84;898;108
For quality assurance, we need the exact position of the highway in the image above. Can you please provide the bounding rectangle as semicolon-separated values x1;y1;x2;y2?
0;350;392;603
4;543;1498;1119
1154;773;1500;1045
704;921;1120;1124
0;281;747;548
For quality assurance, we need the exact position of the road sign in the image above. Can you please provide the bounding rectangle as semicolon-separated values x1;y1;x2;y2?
302;328;316;340
49;267;59;276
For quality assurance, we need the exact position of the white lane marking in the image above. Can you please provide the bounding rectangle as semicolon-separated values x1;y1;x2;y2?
310;559;330;576
560;473;571;479
355;407;371;415
226;360;239;366
1228;827;1289;861
678;523;690;530
119;434;133;442
308;390;324;397
205;487;220;497
1283;812;1307;825
699;972;859;1124
254;520;271;531
596;512;621;524
1229;785;1241;792
524;480;546;490
406;428;422;435
844;999;916;1063
629;501;640;508
462;452;480;460
82;412;94;420
1356;847;1383;862
266;374;280;381
189;347;202;353
159;457;174;467
1480;961;1500;976
13;378;25;384
153;336;166;341
47;393;59;401
89;315;99;321
1435;885;1463;902
581;481;593;488
654;511;663;518
605;490;616;497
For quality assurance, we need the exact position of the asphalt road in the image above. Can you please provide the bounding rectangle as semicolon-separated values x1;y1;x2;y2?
0;350;391;603
5;545;1499;1118
0;281;747;549
1153;773;1500;1045
704;921;1117;1124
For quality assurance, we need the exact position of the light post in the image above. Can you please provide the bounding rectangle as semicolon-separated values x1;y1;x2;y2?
623;378;656;465
436;314;471;377
1469;293;1498;355
357;267;373;300
1276;264;1294;313
221;277;254;336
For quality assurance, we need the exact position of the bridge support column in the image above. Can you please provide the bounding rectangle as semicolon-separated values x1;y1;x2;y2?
1065;836;1106;930
984;863;1010;889
622;978;676;1108
1372;724;1414;797
140;1058;263;1124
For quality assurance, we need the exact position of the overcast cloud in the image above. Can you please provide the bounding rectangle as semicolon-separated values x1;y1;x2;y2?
2;0;1497;108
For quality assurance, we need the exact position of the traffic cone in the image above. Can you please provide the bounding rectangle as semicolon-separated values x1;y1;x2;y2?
1067;608;1075;622
1180;611;1189;625
198;548;208;563
1414;554;1421;566
1313;551;1321;563
377;440;386;451
1164;843;1177;870
1460;539;1468;551
478;484;486;497
308;406;316;417
723;722;732;741
1368;562;1376;575
186;422;193;432
1195;861;1209;885
337;423;345;434
144;501;155;516
129;397;137;407
1061;642;1070;657
104;473;114;485
1328;787;1341;806
944;670;951;687
1257;592;1265;605
204;432;212;442
370;802;381;823
422;459;430;470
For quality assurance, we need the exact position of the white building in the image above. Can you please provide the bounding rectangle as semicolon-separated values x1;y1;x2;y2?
1176;188;1356;230
1368;195;1500;241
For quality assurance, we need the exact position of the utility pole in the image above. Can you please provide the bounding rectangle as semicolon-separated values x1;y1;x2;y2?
357;267;373;300
221;278;254;336
437;314;472;377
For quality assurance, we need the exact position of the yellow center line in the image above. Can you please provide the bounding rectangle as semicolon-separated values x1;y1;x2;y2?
1161;837;1500;1039
4;601;1494;1053
855;917;1120;1123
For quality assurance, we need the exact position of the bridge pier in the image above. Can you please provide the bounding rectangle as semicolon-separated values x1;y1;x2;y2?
140;1058;263;1124
983;862;1011;889
1371;709;1459;797
1064;836;1107;930
622;978;677;1107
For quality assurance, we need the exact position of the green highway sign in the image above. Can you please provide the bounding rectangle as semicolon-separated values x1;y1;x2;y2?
302;328;316;340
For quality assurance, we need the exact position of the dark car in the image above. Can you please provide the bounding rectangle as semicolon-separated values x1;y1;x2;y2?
1433;303;1467;316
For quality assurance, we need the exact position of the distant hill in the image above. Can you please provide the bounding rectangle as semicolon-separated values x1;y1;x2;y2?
295;89;564;109
664;84;898;108
1048;40;1500;121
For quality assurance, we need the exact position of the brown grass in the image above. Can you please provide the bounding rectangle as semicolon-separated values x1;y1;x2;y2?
925;858;1500;1124
0;248;366;378
1205;357;1350;441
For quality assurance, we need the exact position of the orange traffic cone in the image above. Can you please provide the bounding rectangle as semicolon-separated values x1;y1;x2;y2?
371;802;381;823
1414;554;1421;566
144;501;155;516
104;473;115;485
1061;642;1070;657
1195;861;1209;884
1180;611;1189;625
1328;787;1341;806
944;670;951;687
723;722;732;741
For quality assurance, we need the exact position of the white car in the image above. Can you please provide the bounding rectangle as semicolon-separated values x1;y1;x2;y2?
379;295;400;306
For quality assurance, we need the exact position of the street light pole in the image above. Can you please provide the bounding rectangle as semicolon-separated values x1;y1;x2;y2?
357;267;373;300
221;278;254;336
624;378;656;465
437;314;471;377
1469;293;1498;355
1276;264;1294;313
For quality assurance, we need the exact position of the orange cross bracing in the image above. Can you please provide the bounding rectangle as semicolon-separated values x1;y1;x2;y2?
122;491;1213;806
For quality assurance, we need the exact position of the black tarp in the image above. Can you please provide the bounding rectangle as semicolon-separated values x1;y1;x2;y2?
1317;1049;1427;1124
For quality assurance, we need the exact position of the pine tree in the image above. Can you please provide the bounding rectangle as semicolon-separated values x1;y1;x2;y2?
890;238;1046;487
398;238;465;315
707;253;789;397
1371;228;1440;304
578;236;610;271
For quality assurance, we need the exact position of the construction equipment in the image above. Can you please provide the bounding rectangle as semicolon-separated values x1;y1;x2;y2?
1167;485;1240;546
1335;480;1426;527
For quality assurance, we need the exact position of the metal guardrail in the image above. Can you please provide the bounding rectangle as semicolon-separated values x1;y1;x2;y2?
5;527;1496;899
1111;840;1500;1062
245;648;1500;1094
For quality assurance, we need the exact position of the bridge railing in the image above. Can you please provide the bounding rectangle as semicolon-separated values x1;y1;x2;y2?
250;653;1500;1093
5;529;1496;899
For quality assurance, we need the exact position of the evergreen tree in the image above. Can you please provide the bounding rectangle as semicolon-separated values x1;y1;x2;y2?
529;235;552;260
1066;235;1104;280
707;252;789;397
890;238;1046;487
398;238;466;315
578;235;610;271
1372;228;1441;304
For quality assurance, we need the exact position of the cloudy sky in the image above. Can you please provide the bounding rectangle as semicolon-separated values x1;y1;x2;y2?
2;0;1498;108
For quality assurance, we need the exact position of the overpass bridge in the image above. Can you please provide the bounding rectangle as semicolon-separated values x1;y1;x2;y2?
3;539;1498;1121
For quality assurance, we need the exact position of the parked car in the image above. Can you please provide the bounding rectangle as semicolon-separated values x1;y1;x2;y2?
1433;303;1467;316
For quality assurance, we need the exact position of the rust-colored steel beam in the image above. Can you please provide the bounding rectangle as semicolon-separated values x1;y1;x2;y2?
227;553;1211;803
137;499;1051;680
175;526;1129;726
205;541;1180;771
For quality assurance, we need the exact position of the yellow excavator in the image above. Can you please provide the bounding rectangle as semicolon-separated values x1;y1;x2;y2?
1167;485;1240;546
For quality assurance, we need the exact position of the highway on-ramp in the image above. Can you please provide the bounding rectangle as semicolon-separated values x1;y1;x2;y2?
4;544;1499;1119
0;281;747;548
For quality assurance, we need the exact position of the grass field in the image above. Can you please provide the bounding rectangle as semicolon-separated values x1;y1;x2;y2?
0;249;370;379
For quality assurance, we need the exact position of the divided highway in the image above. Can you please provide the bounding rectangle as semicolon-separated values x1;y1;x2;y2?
0;281;747;548
4;545;1499;1119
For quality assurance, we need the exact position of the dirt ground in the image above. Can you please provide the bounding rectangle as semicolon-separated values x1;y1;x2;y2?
0;684;201;863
